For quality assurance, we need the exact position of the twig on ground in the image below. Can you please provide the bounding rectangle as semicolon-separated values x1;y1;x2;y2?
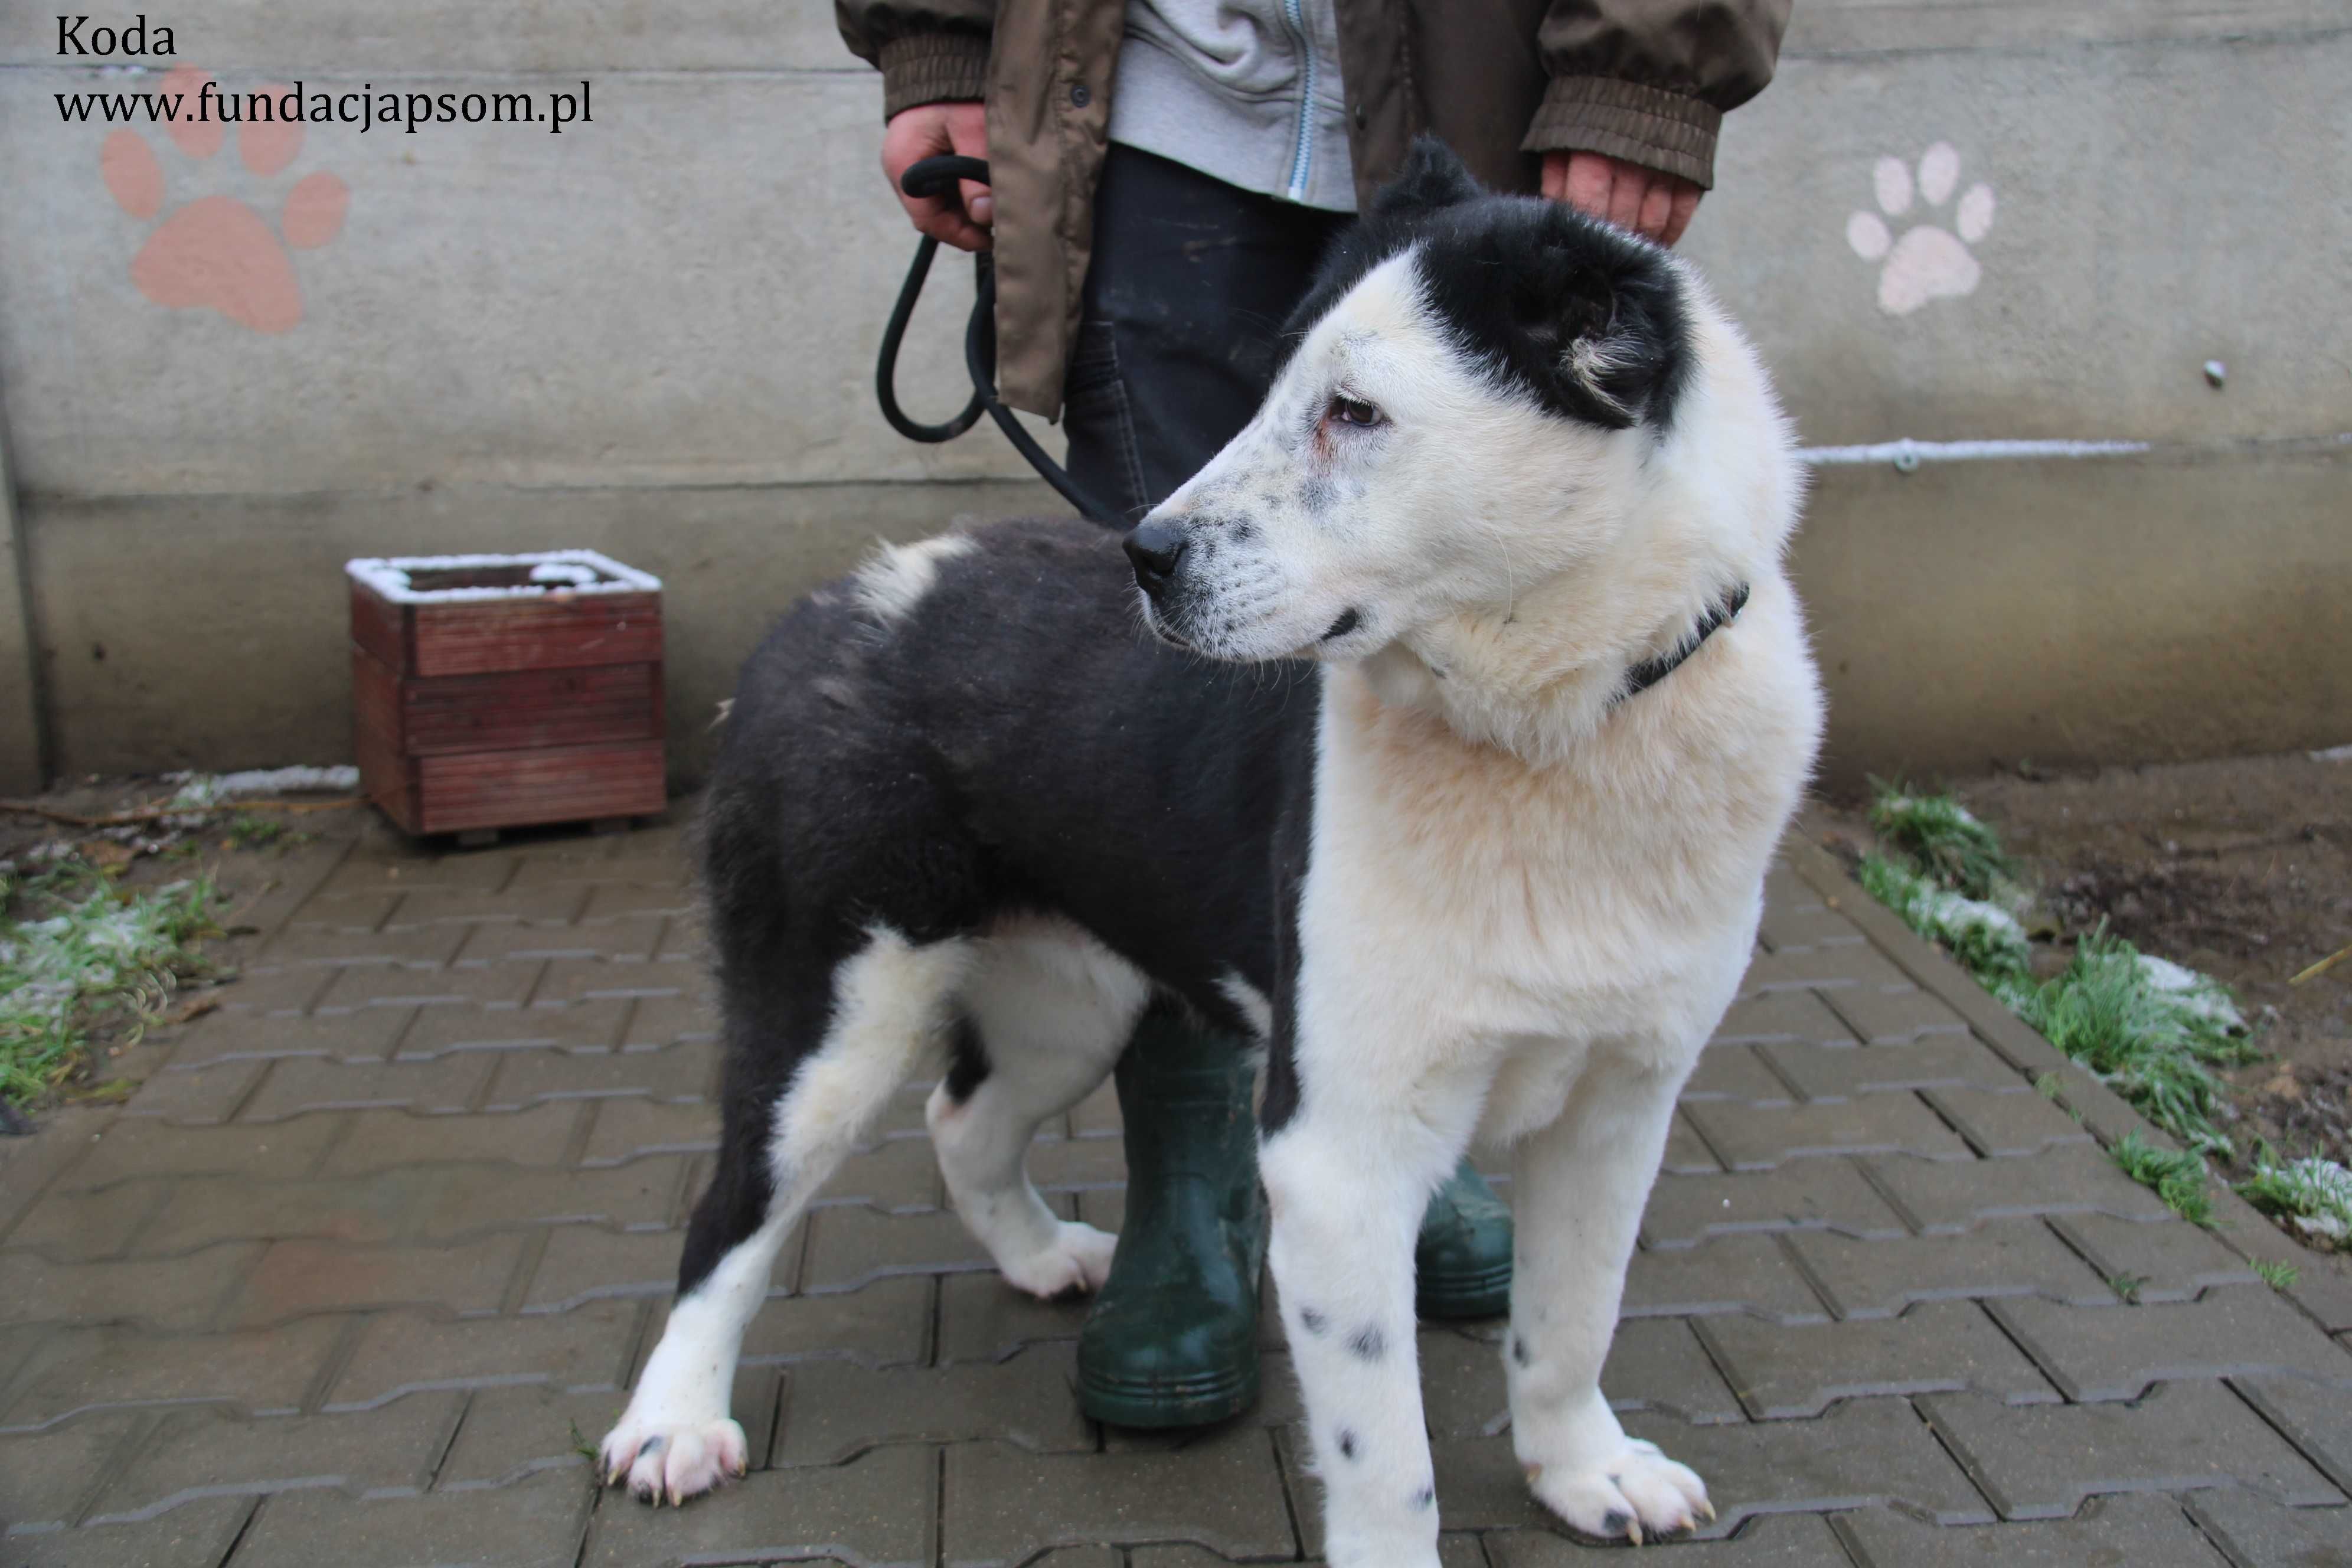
2289;942;2351;986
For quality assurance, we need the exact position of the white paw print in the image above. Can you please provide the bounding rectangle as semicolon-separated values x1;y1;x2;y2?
1845;142;1995;316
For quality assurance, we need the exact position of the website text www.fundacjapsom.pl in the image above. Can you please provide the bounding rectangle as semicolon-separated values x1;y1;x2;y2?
58;79;595;136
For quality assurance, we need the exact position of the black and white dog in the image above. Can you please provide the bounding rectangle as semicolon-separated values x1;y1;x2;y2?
603;140;1822;1560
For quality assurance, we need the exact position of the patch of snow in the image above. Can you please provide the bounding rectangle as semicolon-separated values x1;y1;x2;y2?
168;765;358;809
2135;953;2245;1031
2311;743;2352;763
345;549;659;604
1801;438;2151;466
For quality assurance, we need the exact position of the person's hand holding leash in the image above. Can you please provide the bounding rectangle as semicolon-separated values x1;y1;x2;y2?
1543;150;1700;246
884;102;993;251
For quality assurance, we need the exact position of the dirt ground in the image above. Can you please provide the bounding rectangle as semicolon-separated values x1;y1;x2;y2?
1819;750;2352;1245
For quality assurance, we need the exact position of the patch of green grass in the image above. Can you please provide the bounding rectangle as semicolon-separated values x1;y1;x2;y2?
2253;1258;2301;1291
2106;1272;2148;1305
2111;1131;2214;1227
2015;929;2256;1156
1868;779;2017;903
2237;1149;2352;1250
1860;850;2031;984
0;861;221;1108
2034;1072;2064;1100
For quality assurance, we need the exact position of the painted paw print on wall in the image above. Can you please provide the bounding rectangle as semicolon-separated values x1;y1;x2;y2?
99;66;349;333
1845;143;1994;316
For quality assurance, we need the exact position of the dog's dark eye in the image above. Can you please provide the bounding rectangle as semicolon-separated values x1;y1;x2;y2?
1328;394;1384;429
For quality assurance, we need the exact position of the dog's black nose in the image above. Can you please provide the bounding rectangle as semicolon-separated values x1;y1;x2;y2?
1122;520;1187;593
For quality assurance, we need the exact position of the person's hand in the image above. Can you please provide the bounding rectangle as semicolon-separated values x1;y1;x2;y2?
1541;150;1700;247
883;100;992;252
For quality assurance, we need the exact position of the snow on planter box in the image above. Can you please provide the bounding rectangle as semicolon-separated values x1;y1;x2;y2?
346;551;667;837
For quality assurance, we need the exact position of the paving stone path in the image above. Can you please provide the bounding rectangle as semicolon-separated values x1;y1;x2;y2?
4;819;2350;1566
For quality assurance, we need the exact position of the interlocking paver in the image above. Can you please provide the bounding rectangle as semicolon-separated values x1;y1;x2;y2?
1623;1233;1828;1321
1863;1142;2174;1232
253;922;468;969
224;1233;528;1326
586;1445;936;1568
1817;984;1974;1044
577;1097;718;1167
313;958;544;1012
116;1057;266;1125
483;1040;719;1109
318;1104;583;1177
946;1426;1295;1566
1641;1158;1907;1249
135;1159;684;1252
1711;988;1857;1046
533;956;692;1004
159;1006;416;1068
61;1119;344;1191
1681;1094;1972;1170
236;1053;496;1121
1680;1043;1793;1105
84;1393;463;1524
1695;1299;2054;1418
430;1382;627;1488
1487;1511;1854;1566
1920;1383;2346;1518
0;1316;345;1430
618;994;718;1049
1786;1217;2110;1317
324;1300;640;1410
2182;1487;2352;1566
2236;1376;2352;1493
0;1412;148;1530
232;1466;592;1568
523;1223;703;1311
1988;1289;2352;1401
396;998;630;1057
1760;1035;2023;1101
4;1242;265;1331
776;1344;1089;1464
2;1182;171;1262
1834;1492;2231;1566
5;1494;254;1568
1924;1086;2095;1158
937;1272;1092;1364
12;817;2352;1568
2048;1213;2262;1302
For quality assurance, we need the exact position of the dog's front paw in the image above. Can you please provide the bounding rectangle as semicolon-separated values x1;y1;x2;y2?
998;1219;1118;1300
1526;1437;1712;1544
600;1415;749;1506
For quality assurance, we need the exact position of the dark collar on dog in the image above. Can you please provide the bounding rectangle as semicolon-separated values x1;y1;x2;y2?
1614;583;1750;707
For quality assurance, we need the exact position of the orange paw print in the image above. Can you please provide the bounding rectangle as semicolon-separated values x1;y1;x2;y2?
99;66;349;333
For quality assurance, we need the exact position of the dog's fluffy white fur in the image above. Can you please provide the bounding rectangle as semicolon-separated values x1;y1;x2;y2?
602;142;1820;1563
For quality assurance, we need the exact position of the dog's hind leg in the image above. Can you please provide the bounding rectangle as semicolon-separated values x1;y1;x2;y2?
928;917;1146;1299
1260;1073;1483;1568
1505;1048;1709;1544
600;925;973;1505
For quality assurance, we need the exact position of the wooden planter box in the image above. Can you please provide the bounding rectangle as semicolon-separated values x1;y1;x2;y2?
347;550;668;838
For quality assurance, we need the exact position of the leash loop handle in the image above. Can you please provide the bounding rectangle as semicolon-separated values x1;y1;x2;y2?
875;155;1120;524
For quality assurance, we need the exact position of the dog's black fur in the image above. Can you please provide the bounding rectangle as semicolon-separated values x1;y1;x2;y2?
684;521;1318;1292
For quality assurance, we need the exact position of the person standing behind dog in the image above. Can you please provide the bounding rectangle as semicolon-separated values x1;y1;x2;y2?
834;0;1792;1430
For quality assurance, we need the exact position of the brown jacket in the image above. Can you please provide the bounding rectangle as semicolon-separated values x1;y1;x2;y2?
837;0;1791;419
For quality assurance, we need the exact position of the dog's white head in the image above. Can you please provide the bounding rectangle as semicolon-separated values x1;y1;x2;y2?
1125;139;1698;665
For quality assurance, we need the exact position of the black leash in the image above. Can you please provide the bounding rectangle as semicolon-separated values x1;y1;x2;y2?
876;155;1119;525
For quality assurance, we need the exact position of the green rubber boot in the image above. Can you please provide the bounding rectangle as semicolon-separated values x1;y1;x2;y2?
1415;1158;1515;1320
1077;1002;1266;1428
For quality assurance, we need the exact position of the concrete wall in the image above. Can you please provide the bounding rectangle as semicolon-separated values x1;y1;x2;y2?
1;2;2344;790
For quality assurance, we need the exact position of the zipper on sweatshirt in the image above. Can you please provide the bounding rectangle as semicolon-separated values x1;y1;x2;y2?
1280;0;1315;202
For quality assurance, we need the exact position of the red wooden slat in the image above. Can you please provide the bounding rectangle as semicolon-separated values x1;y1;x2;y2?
413;740;666;834
409;593;662;678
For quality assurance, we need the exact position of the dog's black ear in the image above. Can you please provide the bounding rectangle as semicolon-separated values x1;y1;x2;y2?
1507;218;1687;429
1370;136;1483;223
